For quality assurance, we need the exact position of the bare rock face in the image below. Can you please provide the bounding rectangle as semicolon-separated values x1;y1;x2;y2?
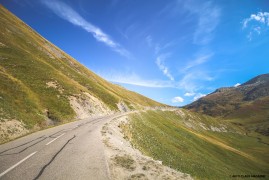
117;102;130;112
69;92;113;119
0;42;6;47
0;119;29;144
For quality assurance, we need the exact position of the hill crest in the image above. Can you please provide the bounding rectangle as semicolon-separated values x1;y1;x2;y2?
0;5;164;143
184;73;269;136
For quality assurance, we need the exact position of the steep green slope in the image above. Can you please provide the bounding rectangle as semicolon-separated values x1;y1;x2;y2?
0;5;163;142
122;110;269;179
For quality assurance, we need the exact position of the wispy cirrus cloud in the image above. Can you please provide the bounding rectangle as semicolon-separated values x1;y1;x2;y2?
183;0;221;45
170;1;219;98
242;12;269;41
42;0;131;58
179;71;214;93
179;51;214;95
144;35;176;81
156;54;174;81
100;69;214;94
146;35;153;47
145;35;174;55
99;71;175;88
184;53;213;71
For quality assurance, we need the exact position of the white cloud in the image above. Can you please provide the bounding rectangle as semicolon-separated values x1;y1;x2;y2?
156;54;174;81
179;71;214;92
254;26;261;34
145;36;173;55
145;36;175;81
184;53;213;70
184;92;195;97
146;35;153;47
242;12;269;40
193;93;206;101
172;96;184;103
243;12;269;28
184;1;221;45
42;0;131;58
99;70;214;99
154;44;161;54
99;71;175;88
234;83;240;87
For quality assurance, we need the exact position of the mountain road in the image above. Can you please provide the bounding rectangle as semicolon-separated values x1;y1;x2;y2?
0;113;130;180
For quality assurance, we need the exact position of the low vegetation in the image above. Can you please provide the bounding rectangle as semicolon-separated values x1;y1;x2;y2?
185;74;269;137
112;155;136;171
122;110;269;179
0;5;163;143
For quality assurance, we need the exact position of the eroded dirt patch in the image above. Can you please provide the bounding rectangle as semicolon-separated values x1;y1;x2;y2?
69;92;113;119
102;116;192;180
46;81;64;93
0;119;29;144
0;42;6;47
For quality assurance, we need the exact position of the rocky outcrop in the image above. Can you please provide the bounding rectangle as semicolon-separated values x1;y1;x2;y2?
69;92;113;119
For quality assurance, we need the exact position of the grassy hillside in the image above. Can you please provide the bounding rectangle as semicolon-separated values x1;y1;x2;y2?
185;74;269;137
122;110;269;179
0;5;164;142
225;96;269;136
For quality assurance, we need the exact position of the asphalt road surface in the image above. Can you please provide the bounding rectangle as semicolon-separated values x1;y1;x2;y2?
0;113;126;180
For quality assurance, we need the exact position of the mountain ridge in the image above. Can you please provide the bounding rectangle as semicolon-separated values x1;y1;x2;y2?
184;73;269;136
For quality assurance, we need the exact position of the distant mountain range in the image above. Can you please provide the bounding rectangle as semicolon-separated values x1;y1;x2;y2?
0;5;163;143
185;73;269;136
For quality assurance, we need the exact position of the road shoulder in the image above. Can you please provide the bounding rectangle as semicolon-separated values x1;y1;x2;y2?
102;114;192;180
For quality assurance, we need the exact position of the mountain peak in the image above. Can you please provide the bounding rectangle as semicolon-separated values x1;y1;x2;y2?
184;73;269;136
241;73;269;86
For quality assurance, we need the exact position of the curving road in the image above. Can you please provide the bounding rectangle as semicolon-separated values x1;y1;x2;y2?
0;113;127;180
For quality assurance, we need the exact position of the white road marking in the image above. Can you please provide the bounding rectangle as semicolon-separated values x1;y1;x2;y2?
70;124;81;130
46;133;65;145
0;151;37;178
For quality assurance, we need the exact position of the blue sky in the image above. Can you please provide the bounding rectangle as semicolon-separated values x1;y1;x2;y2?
1;0;269;106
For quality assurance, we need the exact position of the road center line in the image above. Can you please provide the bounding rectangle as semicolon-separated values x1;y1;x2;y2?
46;133;65;145
0;151;37;178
